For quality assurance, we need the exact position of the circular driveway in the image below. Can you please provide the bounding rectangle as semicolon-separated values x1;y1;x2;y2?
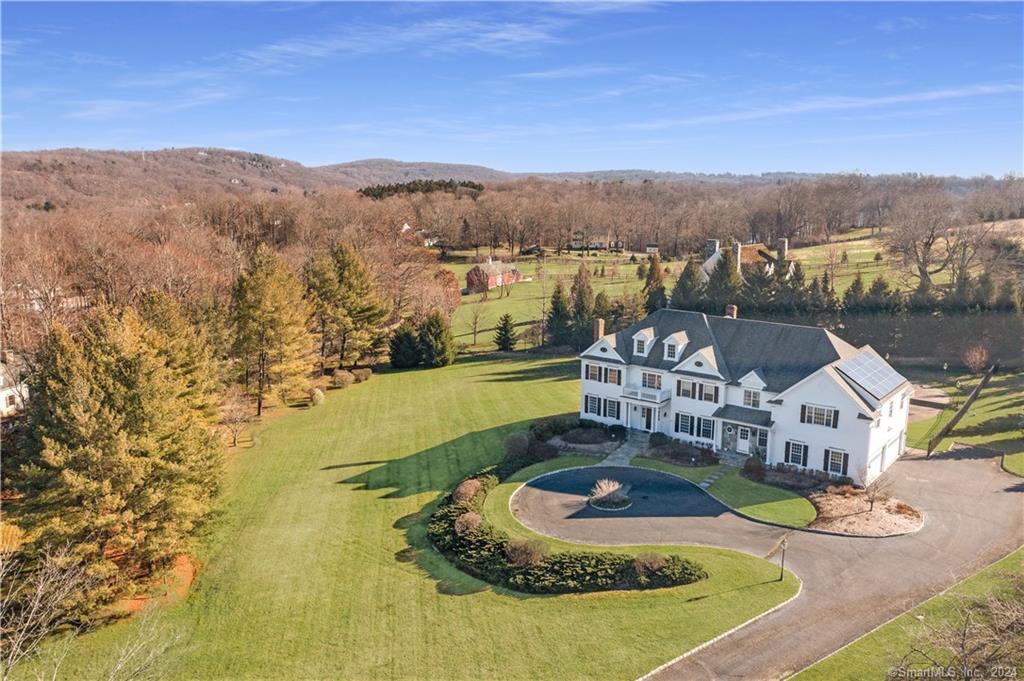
510;465;779;552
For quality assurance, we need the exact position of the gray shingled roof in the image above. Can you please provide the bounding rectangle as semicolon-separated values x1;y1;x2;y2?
712;404;774;427
581;308;859;393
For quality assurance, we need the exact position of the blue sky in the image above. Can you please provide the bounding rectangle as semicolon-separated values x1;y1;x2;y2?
2;2;1021;175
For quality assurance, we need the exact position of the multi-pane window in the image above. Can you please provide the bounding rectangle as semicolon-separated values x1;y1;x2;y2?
604;400;620;420
801;404;839;428
699;383;719;403
635;339;646;355
743;389;760;408
585;395;601;415
675;412;694;435
606;368;621;385
665;344;676;360
642;372;662;390
586;364;601;381
826;448;847;475
757;429;768;448
677;380;695;398
785;441;807;466
698;417;715;440
888;401;894;417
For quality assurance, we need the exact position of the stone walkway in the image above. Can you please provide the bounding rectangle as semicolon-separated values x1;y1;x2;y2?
597;430;650;466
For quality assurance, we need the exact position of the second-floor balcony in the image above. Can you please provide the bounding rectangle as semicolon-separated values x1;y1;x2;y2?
622;384;671;404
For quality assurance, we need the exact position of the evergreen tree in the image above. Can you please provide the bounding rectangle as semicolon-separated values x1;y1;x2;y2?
643;254;665;295
232;245;312;415
644;283;667;314
742;266;775;312
972;272;996;310
946;273;973;311
493;313;518;352
330;243;391;367
136;290;221;421
669;259;704;310
593;290;614;321
546;280;573;346
636;262;648;281
995;280;1021;312
864;276;896;312
821;272;841;314
21;307;222;613
843;272;867;312
571;264;596;348
705;247;744;313
807;277;825;313
388;322;421;368
417;311;456;367
304;251;344;375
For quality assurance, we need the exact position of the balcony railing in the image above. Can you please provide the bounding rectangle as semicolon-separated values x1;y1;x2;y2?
622;384;671;403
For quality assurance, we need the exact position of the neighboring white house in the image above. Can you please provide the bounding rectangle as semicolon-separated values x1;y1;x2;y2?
0;363;29;418
578;308;912;485
699;238;795;283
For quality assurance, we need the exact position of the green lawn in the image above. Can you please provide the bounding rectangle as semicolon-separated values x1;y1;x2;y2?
794;547;1024;680
632;457;724;483
706;470;818;528
27;356;798;681
904;369;1024;473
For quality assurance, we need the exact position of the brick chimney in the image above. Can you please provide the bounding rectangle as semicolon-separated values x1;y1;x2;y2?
776;238;789;262
731;242;742;271
705;239;720;260
593;317;605;341
724;304;738;319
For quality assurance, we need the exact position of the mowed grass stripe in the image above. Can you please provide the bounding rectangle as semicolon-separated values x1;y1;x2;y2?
31;357;795;681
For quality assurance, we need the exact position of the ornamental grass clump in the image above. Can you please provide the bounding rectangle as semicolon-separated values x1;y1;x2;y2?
589;478;632;510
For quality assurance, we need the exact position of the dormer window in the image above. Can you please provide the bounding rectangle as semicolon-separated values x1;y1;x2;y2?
635;339;645;355
665;344;676;360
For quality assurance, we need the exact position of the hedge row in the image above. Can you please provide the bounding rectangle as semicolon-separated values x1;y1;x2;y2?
427;433;708;594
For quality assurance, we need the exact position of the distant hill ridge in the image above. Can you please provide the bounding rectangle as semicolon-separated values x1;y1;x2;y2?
0;146;964;207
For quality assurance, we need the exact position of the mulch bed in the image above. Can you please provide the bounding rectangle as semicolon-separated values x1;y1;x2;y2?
807;486;923;536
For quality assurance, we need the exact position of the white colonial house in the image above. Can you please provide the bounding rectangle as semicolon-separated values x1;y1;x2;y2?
579;308;912;486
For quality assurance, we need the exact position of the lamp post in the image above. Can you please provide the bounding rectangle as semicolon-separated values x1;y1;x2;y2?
778;538;788;581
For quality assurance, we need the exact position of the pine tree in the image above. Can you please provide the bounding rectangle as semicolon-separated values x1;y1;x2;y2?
821;272;841;313
636;262;648;281
232;245;313;415
21;307;222;613
843;272;867;312
643;254;665;295
995;280;1021;312
330;243;391;367
593;291;613;321
417;311;456;367
705;247;744;313
546;280;573;346
807;277;825;312
493;313;518;352
864;276;895;312
972;272;996;310
304;251;344;375
644;283;667;314
571;264;595;348
136;290;221;421
388;322;421;368
669;259;704;311
742;266;775;312
775;262;809;313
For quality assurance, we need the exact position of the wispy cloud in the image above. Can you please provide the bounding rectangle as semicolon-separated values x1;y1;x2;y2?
875;17;926;33
622;84;1022;131
510;64;625;79
64;99;152;120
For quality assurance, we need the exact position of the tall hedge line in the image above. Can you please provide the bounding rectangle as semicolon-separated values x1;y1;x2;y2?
426;431;708;594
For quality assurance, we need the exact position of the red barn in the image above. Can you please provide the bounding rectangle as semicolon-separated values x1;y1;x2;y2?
465;258;524;293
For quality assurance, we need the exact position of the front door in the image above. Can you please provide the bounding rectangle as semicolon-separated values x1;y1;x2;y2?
641;406;653;431
737;426;751;454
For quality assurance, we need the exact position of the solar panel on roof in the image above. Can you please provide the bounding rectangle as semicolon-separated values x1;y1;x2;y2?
835;352;905;400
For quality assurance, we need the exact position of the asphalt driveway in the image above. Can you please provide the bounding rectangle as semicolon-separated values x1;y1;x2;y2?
510;449;1024;680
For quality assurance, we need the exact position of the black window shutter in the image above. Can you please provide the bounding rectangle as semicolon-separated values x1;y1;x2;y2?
617;371;621;385
687;415;694;435
800;405;808;423
713;386;720;403
841;452;849;476
823;450;830;471
676;380;682;397
831;410;839;428
785;441;791;461
802;448;808;467
697;383;704;400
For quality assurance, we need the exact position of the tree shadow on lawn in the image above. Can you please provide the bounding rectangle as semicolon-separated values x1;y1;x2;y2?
475;357;578;384
335;419;536;498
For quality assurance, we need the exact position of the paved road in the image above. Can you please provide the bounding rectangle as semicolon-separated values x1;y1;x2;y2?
511;449;1024;681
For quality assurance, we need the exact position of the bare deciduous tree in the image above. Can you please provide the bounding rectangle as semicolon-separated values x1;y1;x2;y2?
865;476;893;512
221;387;253;446
961;344;991;374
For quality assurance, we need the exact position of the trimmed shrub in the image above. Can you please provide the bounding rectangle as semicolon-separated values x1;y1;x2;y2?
608;424;627;441
634;552;667;584
493;439;558;480
332;370;355;389
528;415;577;442
352;368;372;383
504;432;530;459
454;512;482;535
649;432;672;448
577;419;602;429
561;428;610;445
505;539;548;567
743;455;765;482
309;388;326;406
453;478;482;503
